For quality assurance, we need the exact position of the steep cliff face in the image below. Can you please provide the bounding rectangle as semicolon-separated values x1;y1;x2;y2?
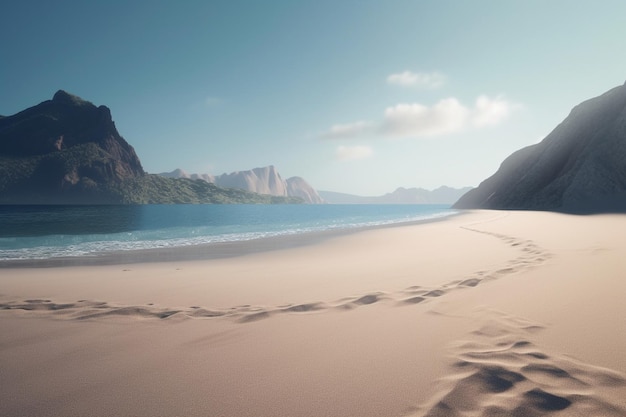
160;166;324;203
285;176;325;204
453;82;626;213
0;90;145;203
0;90;144;181
216;166;289;196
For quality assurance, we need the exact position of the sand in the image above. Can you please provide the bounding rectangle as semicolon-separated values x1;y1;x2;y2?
1;210;625;416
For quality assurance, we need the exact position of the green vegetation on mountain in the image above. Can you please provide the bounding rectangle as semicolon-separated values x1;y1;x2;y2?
0;91;301;204
117;175;303;204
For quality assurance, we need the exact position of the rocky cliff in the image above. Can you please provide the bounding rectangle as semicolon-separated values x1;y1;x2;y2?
217;166;288;196
0;90;145;203
285;176;325;204
0;91;145;179
160;166;324;204
453;82;626;213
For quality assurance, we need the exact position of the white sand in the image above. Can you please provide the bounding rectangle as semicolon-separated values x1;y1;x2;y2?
1;210;625;416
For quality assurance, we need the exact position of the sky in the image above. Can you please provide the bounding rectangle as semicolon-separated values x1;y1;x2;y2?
2;0;626;196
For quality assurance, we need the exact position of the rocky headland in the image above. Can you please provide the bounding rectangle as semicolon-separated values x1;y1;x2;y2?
454;82;626;213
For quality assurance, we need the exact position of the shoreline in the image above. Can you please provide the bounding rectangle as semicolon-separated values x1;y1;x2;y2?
1;209;625;417
0;210;464;268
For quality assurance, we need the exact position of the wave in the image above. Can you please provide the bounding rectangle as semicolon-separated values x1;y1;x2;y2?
0;206;456;260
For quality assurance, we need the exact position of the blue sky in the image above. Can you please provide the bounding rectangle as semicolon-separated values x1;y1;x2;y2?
2;1;626;195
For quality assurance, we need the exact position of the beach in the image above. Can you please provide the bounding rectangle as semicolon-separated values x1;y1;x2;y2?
1;210;625;416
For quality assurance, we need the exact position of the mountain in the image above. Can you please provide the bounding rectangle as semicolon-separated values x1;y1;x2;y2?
318;186;471;205
160;166;324;204
159;169;215;183
454;82;626;213
285;176;324;204
216;166;289;196
0;91;300;204
0;90;144;203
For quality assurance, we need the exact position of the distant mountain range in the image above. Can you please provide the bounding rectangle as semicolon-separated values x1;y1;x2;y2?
159;166;324;204
160;167;470;205
454;81;626;213
0;91;300;204
319;186;471;205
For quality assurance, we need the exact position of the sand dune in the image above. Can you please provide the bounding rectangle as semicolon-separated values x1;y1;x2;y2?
1;210;625;416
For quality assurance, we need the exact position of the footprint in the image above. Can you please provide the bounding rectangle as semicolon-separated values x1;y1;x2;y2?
520;388;572;411
283;302;325;313
402;296;426;305
458;278;481;287
470;365;526;393
521;364;576;380
413;310;626;417
238;311;272;323
353;293;384;305
189;308;226;318
424;290;446;297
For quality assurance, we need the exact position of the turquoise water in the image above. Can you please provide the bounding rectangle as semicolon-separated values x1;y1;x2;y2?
0;204;456;260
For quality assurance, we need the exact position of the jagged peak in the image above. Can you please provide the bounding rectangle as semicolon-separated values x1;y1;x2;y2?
52;90;91;106
251;165;277;173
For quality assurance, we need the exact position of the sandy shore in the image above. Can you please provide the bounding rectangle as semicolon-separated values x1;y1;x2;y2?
1;210;625;417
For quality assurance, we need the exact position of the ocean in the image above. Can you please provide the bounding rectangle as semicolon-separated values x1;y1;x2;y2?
0;204;456;261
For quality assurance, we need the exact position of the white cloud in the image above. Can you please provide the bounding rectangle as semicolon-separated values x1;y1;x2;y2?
336;145;373;161
471;95;513;127
322;95;517;140
386;71;446;89
382;98;470;138
321;121;373;139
